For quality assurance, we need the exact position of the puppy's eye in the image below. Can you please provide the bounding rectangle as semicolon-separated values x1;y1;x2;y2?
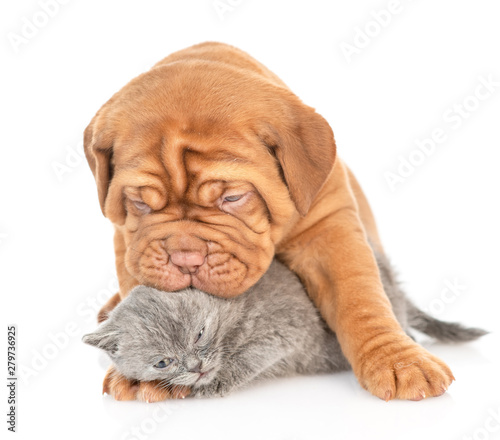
195;327;205;343
132;200;152;214
153;359;173;369
223;195;243;203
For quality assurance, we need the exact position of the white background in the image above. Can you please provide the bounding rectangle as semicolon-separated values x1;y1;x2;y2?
1;1;500;439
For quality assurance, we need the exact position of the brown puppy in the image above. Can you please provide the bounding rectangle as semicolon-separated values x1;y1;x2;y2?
85;42;454;402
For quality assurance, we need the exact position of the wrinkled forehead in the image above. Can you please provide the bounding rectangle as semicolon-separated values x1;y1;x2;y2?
110;118;270;202
118;118;256;167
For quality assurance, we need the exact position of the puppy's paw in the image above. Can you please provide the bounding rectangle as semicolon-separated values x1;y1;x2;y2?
102;365;140;401
102;366;191;402
356;336;454;401
137;381;191;403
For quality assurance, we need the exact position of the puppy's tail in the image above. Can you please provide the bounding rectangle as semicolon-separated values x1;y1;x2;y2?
406;300;488;342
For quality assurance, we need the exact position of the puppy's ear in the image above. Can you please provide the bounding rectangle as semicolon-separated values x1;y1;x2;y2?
84;117;114;216
260;99;336;216
82;324;119;356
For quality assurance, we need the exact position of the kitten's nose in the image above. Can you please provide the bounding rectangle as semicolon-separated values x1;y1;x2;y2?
188;361;203;374
169;251;205;274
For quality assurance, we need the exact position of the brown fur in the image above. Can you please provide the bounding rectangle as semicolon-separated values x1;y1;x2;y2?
102;366;190;402
85;42;454;401
97;292;121;324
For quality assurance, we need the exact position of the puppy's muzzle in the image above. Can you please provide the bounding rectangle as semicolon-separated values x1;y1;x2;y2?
169;251;206;274
165;234;208;275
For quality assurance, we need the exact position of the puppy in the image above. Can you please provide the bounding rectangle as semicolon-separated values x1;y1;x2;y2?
85;42;455;401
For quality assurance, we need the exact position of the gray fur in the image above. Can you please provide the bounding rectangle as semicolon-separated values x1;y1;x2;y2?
374;251;488;342
83;254;486;398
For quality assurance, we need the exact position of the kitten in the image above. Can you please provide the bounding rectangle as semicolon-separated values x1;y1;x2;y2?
83;254;486;398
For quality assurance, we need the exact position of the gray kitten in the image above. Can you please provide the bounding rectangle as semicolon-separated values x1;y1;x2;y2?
83;254;486;398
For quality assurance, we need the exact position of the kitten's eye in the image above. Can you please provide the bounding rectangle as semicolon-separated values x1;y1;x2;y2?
195;327;205;343
132;200;152;214
223;195;243;203
153;359;173;369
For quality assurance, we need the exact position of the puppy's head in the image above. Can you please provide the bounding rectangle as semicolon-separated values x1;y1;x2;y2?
84;56;335;296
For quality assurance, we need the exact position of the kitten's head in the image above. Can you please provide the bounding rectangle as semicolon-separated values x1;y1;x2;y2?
83;286;236;389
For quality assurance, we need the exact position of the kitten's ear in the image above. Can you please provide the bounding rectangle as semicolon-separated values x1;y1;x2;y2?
82;325;119;356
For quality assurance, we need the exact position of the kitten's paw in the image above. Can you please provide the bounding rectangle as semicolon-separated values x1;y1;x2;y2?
356;337;454;401
137;381;191;403
215;381;232;397
194;379;231;398
102;365;140;401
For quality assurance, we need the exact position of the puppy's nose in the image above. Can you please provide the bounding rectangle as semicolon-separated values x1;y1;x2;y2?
169;251;205;274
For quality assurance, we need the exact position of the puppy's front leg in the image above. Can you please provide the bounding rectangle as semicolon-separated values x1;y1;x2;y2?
278;163;454;401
